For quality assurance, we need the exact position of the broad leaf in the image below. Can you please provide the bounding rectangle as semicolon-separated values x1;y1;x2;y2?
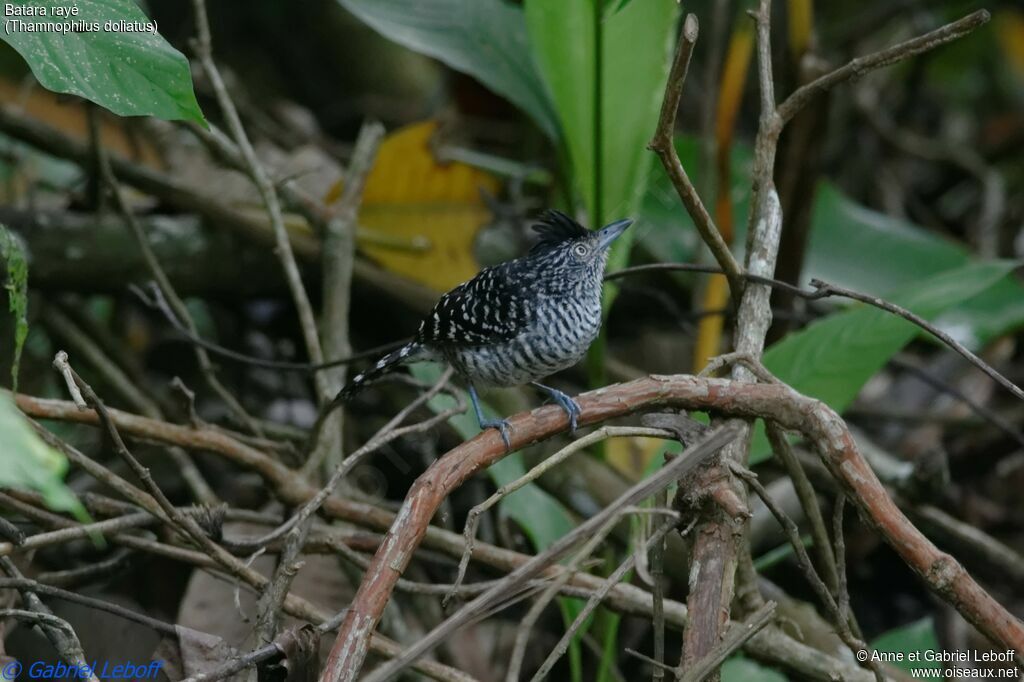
1;0;204;123
0;393;83;515
764;261;1018;413
749;261;1018;459
524;0;677;236
638;138;1024;349
338;0;559;140
326;121;500;292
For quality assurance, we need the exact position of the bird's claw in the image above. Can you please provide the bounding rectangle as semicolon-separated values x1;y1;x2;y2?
545;388;582;433
480;417;512;449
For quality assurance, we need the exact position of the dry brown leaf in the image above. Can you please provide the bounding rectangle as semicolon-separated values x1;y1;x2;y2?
328;120;500;292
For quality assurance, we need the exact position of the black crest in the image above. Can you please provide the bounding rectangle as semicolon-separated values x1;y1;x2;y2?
530;210;588;254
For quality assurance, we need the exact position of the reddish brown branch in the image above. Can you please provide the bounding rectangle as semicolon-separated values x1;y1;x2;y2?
17;380;1022;675
299;376;1024;680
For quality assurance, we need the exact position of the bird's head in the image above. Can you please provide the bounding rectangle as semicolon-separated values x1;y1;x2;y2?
528;210;632;280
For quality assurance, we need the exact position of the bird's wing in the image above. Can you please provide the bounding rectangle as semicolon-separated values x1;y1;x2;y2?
417;262;531;346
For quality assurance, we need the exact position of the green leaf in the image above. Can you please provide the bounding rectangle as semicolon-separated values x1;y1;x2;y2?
602;0;636;16
524;0;677;232
872;618;942;675
337;0;559;140
764;261;1017;414
1;225;28;391
749;260;1018;460
721;656;788;682
1;0;204;123
640;141;1024;350
805;183;971;296
0;393;84;516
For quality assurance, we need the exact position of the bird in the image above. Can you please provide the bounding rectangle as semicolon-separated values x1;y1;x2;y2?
321;210;632;448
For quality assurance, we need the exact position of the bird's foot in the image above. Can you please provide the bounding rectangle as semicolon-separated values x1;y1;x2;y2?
467;383;512;449
532;383;582;432
479;417;512;450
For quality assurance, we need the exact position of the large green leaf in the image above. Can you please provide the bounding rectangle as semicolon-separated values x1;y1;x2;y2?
1;0;204;123
0;393;83;515
747;260;1018;460
638;138;1024;348
338;0;559;140
763;261;1018;413
524;0;677;240
805;183;973;295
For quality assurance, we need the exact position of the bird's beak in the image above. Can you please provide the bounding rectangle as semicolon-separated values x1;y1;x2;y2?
596;218;633;250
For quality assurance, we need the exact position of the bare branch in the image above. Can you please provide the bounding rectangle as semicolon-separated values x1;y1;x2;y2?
648;13;745;301
345;428;741;682
777;10;991;125
678;601;777;682
191;0;327;400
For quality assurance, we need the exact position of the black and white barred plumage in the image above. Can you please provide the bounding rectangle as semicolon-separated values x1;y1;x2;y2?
329;210;632;445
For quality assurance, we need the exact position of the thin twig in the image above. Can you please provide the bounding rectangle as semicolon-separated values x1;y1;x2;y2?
506;514;624;682
44;297;219;504
0;608;98;681
809;279;1024;404
254;523;308;645
732;465;882;681
650;488;668;682
446;425;674;605
313;120;385;471
648;13;745;302
776;10;992;125
832;495;851;627
766;423;839;594
90;108;263;437
51;351;85;408
678;601;777;682
530;522;677;682
0;577;220;645
352;427;740;682
191;0;328;402
0;558;99;682
133;282;406;372
223;368;459;554
607;263;1024;409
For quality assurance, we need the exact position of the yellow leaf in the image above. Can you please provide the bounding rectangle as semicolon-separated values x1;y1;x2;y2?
328;121;500;292
605;436;667;481
995;10;1024;80
787;0;814;59
695;18;754;371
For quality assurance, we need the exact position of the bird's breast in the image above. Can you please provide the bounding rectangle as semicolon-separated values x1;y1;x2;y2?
445;293;603;387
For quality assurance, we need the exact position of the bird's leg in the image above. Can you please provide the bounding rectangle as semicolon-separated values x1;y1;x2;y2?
531;382;582;432
468;383;511;449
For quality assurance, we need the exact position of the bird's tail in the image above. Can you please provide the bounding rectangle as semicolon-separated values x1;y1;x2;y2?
306;342;426;453
337;341;425;401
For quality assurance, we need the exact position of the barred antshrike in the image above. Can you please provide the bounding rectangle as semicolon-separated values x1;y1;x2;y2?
328;210;631;447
